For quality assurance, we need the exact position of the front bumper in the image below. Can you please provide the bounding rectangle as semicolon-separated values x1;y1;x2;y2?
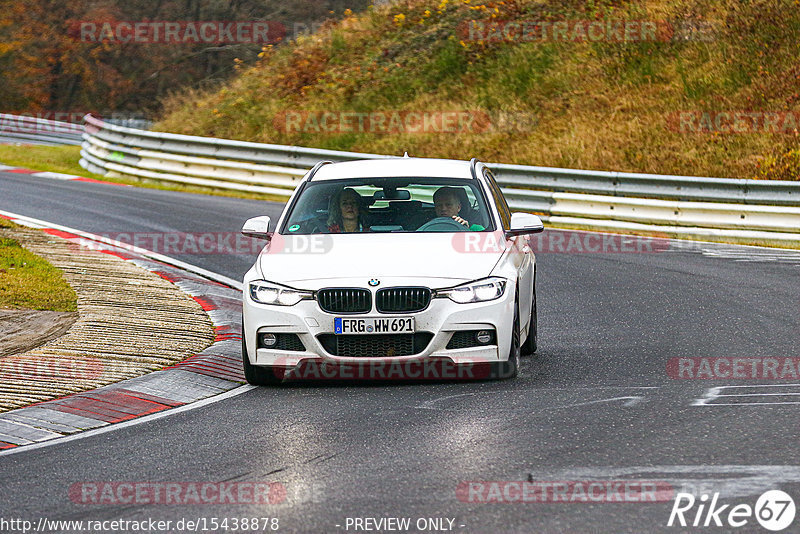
242;280;515;370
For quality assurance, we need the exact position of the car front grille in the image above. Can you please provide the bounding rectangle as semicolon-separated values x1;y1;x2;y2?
317;288;371;314
376;287;431;313
317;333;434;357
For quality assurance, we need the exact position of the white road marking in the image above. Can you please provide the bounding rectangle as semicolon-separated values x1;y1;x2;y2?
526;466;800;499
553;396;644;408
540;386;660;390
416;392;478;410
668;240;800;264
693;383;800;406
416;390;651;410
30;171;80;180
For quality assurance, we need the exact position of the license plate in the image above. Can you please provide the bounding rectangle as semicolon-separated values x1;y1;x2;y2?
334;317;415;335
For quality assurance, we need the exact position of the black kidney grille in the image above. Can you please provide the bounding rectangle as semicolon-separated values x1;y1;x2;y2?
317;288;371;314
376;287;431;313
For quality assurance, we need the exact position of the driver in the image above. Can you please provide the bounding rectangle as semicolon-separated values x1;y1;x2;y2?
327;187;366;233
433;187;485;231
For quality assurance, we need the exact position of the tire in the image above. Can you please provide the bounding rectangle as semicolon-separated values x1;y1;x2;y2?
491;294;520;379
242;323;283;386
521;283;537;355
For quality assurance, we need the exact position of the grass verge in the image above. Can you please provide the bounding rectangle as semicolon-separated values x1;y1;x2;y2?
0;233;77;312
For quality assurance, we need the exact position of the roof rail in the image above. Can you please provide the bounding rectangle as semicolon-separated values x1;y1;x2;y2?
469;158;480;180
307;160;334;181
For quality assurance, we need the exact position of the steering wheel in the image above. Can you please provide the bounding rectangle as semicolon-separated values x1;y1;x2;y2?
416;217;470;232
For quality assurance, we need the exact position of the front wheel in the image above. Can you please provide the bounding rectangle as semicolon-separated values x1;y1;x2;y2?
491;295;520;379
521;284;537;355
242;325;283;386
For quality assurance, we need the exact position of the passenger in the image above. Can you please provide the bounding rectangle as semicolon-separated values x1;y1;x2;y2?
433;187;485;231
327;188;365;233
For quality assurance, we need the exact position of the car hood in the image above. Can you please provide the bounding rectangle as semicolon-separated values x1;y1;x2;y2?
257;233;502;289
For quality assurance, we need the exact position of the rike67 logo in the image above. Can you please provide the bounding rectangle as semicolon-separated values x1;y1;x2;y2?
668;490;796;531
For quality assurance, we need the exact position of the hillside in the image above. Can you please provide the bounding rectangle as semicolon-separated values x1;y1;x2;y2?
156;0;800;181
0;0;367;117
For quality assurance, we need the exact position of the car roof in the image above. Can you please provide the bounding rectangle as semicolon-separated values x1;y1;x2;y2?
309;157;477;181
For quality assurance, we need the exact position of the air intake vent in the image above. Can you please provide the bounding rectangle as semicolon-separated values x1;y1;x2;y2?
317;288;371;314
317;333;434;357
258;333;306;352
446;330;496;349
376;287;431;313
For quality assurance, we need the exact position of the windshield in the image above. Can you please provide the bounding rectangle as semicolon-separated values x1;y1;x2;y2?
281;177;495;234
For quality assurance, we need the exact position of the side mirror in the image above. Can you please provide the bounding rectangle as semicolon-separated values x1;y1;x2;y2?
241;216;272;240
505;213;544;238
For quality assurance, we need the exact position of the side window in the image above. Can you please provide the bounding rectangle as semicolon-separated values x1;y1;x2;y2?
483;169;511;229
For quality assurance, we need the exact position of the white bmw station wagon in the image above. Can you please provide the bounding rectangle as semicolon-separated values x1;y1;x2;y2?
241;157;544;384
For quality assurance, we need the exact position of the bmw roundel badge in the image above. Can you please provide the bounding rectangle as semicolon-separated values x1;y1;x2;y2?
368;279;380;287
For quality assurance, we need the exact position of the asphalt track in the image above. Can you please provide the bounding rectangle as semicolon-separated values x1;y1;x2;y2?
1;170;799;533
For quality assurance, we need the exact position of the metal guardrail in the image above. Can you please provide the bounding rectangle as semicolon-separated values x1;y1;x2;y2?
0;114;83;146
76;114;800;246
494;163;800;206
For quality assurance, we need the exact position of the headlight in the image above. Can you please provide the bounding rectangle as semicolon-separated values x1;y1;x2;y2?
436;277;507;304
249;281;313;306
